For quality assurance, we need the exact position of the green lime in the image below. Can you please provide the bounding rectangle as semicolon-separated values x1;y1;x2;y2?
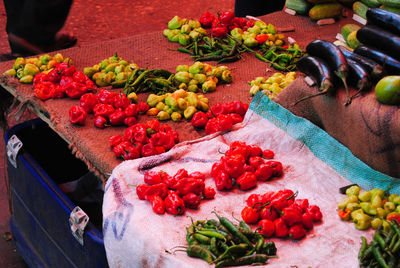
375;76;400;105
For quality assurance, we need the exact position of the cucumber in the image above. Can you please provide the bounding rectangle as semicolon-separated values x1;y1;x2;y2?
346;31;361;49
286;0;312;15
353;1;370;19
380;5;400;14
378;0;400;8
309;2;343;20
341;24;361;40
360;0;380;8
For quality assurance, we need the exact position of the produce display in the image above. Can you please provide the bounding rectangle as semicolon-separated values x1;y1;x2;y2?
33;62;95;101
358;221;400;267
210;141;281;191
338;185;400;231
249;72;297;99
353;0;400;20
191;101;248;134
135;169;215;215
146;90;209;121
176;213;277;266
241;189;323;240
83;53;139;88
109;119;179;159
3;53;68;84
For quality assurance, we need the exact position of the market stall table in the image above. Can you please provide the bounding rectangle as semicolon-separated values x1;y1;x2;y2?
2;11;394;181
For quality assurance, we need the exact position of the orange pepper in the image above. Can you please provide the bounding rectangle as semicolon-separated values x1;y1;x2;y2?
338;208;351;221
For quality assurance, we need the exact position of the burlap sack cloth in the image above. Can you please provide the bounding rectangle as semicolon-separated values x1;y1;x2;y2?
103;93;400;268
0;10;398;180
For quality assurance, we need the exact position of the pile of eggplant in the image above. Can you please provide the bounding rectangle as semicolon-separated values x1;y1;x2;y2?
295;8;400;106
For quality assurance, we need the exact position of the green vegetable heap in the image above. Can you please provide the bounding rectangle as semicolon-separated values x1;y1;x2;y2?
175;212;277;267
4;53;69;84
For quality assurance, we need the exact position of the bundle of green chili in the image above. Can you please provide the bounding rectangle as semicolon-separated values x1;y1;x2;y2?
255;43;305;72
122;68;177;96
173;212;277;267
358;220;400;268
175;36;247;64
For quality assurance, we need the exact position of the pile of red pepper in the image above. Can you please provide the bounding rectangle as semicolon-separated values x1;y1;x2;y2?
199;11;255;38
136;169;216;215
191;101;248;134
210;141;281;191
33;62;95;101
108;119;179;160
69;89;150;126
241;189;323;240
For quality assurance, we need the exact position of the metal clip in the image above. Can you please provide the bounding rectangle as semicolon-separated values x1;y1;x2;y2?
69;206;89;246
6;135;23;168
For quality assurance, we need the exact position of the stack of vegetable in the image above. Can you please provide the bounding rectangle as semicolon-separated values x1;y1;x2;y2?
358;221;400;267
135;169;216;215
255;43;305;72
249;72;297;99
178;213;277;266
146;89;209;121
285;0;345;21
83;54;139;88
338;185;400;231
4;53;70;84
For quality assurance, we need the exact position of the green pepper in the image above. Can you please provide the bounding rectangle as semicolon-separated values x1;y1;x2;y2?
346;185;360;196
13;57;25;70
174;71;191;83
211;68;222;79
221;70;232;83
188;19;201;29
371;218;383;230
393;196;400;205
188;84;199;93
186;92;199;107
189;30;200;41
19;75;33;84
360;202;377;216
338;195;359;209
3;69;16;77
181;24;191;34
184;106;197;119
23;63;40;76
176;65;189;72
171;112;182;122
376;207;388;219
157;111;171;120
147;94;163;107
267;24;277;34
114;65;125;74
39;54;52;65
358;191;371;202
247;25;261;35
115;72;128;82
370;189;385;201
382;220;391;233
188;79;198;86
230;28;243;41
202;80;217;93
371;195;383;208
168;15;182;29
16;68;24;79
195;27;207;36
165;96;178;111
168;32;180;42
254;20;267;29
189;62;204;74
83;67;96;78
177;98;188;110
193;73;206;84
352;212;371;230
384;202;396;212
346;202;361;211
244;37;258;48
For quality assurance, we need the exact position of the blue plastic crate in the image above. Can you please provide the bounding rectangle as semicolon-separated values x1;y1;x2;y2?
5;118;108;268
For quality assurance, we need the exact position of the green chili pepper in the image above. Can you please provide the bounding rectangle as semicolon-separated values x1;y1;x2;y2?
215;254;268;268
388;233;398;252
186;244;215;263
196;230;226;241
212;243;249;263
255;236;265;253
209;237;220;257
372;244;389;268
193;233;211;245
358;236;368;262
374;231;386;250
212;212;253;248
177;47;193;55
